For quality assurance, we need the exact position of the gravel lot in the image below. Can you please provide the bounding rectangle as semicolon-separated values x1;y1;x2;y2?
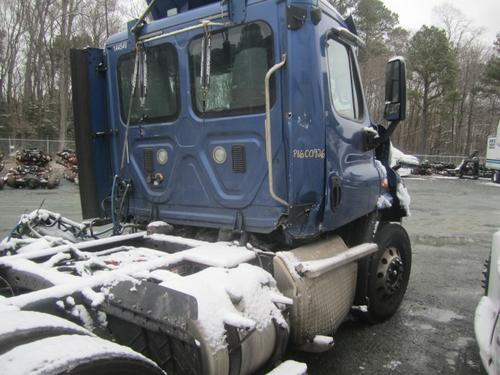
0;176;499;374
0;182;82;238
296;176;500;374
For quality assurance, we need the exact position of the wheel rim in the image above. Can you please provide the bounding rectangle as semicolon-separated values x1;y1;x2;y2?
375;246;404;300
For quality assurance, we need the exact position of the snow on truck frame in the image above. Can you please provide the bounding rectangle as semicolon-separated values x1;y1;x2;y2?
0;0;413;374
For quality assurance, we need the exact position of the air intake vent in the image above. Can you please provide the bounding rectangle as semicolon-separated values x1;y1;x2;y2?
231;145;246;173
144;149;154;174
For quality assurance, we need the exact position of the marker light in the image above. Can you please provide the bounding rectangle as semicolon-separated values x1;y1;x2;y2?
213;146;227;164
157;149;169;165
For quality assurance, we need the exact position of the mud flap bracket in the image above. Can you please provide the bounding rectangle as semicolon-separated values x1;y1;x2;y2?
104;280;198;343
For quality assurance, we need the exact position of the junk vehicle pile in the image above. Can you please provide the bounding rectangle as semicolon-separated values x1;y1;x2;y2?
409;158;493;179
1;148;59;190
0;0;414;374
57;149;79;184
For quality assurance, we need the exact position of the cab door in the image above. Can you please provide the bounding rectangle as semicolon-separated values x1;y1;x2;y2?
71;48;112;219
322;36;380;230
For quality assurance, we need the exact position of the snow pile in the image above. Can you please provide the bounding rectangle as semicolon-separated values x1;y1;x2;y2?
275;250;301;280
312;335;334;346
0;300;18;312
160;263;288;352
267;360;308;375
397;181;411;216
363;126;379;138
377;193;393;209
181;243;255;268
96;247;165;269
147;221;169;228
0;236;63;255
69;304;95;331
147;233;205;248
383;360;402;371
0;257;75;285
81;287;105;308
42;252;71;267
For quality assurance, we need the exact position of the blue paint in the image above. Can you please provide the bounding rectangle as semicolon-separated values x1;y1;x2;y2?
86;48;113;215
84;0;386;239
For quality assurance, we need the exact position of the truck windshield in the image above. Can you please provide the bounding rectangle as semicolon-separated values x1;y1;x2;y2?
117;43;179;124
189;21;274;116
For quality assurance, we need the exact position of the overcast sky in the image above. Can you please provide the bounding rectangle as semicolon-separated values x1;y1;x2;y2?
382;0;499;46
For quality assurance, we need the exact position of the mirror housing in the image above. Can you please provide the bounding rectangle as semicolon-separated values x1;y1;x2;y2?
384;57;406;122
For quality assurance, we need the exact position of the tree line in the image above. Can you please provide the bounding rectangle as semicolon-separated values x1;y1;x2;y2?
332;0;500;156
0;0;122;145
1;0;499;156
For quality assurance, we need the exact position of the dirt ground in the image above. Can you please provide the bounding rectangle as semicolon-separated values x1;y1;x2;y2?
0;175;499;374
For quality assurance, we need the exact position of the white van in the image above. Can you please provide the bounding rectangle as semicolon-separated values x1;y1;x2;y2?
486;120;500;183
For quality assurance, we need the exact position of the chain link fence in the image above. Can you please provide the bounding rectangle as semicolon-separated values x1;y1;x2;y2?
0;141;489;168
0;138;76;158
413;154;485;166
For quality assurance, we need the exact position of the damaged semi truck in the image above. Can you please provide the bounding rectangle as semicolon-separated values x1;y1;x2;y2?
0;0;412;373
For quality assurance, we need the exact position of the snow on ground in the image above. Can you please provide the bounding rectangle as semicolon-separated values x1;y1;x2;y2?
383;360;402;371
405;306;464;324
480;181;500;188
267;360;308;375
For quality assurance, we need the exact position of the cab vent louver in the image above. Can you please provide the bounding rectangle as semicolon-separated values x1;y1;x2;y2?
144;149;154;174
231;145;246;173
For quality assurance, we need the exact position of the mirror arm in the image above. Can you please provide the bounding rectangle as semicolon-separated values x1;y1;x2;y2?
381;120;400;142
363;121;400;152
131;0;159;34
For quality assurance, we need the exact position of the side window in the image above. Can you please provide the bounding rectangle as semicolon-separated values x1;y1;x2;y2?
117;43;180;124
326;39;363;120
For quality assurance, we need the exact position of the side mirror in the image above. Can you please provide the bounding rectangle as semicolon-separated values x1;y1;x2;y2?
384;57;406;122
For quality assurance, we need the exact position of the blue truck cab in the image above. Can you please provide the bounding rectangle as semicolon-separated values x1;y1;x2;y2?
71;0;408;245
0;2;413;373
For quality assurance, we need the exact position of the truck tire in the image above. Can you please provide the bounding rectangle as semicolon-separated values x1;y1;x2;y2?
47;175;59;189
0;310;91;355
365;223;411;322
0;334;164;375
493;170;500;183
26;176;40;189
6;175;16;188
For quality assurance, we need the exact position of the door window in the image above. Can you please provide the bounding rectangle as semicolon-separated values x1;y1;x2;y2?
326;39;363;120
